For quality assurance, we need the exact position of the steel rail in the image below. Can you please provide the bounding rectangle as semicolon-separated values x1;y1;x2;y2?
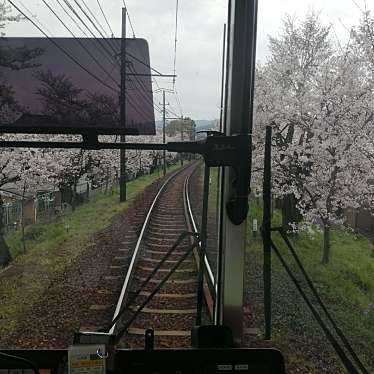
184;173;216;294
109;163;198;335
109;165;189;334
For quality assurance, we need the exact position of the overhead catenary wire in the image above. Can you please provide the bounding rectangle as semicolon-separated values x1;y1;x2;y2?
166;105;180;119
64;0;163;118
64;0;117;61
117;2;175;118
126;75;162;115
63;0;160;119
9;0;150;122
66;0;167;78
56;0;91;38
127;63;163;113
173;87;183;117
26;0;174;121
17;0;54;36
81;0;111;38
96;0;115;37
7;0;118;93
172;0;179;88
60;0;118;72
41;0;119;88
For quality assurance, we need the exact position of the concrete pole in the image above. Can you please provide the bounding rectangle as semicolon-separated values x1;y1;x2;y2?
119;7;127;202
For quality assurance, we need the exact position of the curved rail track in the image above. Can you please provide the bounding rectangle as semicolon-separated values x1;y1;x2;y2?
109;162;216;348
0;162;215;350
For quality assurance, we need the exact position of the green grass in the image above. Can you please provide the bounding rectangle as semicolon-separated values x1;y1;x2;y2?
0;163;183;339
186;166;373;371
6;164;182;262
247;198;374;372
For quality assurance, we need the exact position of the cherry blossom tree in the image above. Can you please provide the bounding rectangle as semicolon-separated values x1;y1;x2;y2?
0;4;49;267
254;12;374;263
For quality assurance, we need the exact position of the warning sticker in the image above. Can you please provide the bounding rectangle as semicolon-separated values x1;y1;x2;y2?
68;345;105;374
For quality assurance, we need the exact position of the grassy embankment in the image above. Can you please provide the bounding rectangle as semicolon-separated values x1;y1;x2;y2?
203;164;373;371
248;198;374;372
0;164;182;337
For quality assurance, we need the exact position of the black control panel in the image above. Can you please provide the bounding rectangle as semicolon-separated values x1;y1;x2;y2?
116;348;285;374
1;348;285;374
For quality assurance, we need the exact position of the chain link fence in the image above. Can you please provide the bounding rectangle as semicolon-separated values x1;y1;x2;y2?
2;179;118;231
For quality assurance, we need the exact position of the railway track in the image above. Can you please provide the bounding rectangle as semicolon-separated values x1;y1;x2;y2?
0;162;215;349
109;162;215;348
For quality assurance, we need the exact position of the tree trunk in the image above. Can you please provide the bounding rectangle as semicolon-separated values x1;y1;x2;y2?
21;182;26;253
105;167;109;194
71;180;77;211
322;224;331;264
0;197;12;268
282;194;300;232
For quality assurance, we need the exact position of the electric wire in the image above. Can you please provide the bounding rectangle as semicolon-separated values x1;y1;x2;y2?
60;0;157;116
62;0;161;118
17;0;54;36
166;105;180;119
173;87;183;117
127;64;163;113
172;0;179;88
63;0;117;63
7;0;118;93
20;0;168;123
72;0;118;56
56;0;91;38
126;76;159;116
96;0;115;37
9;0;149;123
118;1;166;117
81;0;110;37
42;0;119;88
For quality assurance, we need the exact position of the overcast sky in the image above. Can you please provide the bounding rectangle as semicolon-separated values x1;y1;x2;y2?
5;0;369;121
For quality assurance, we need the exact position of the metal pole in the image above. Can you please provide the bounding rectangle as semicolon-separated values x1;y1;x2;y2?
180;122;184;166
196;164;210;325
217;0;258;344
162;90;166;176
215;23;227;324
119;7;127;202
263;126;272;339
219;23;226;131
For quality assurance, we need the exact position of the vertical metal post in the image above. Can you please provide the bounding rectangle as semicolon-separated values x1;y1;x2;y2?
219;23;226;131
196;163;210;325
180;122;184;166
214;23;227;324
119;7;127;202
162;90;166;176
263;126;272;339
217;0;258;345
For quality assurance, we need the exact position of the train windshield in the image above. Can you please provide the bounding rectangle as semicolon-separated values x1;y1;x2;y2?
0;1;374;373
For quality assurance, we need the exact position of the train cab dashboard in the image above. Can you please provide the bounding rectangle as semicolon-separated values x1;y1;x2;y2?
1;347;285;374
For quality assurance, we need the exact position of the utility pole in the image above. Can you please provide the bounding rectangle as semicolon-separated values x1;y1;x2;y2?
156;88;173;176
162;90;167;175
119;7;127;202
180;118;184;166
